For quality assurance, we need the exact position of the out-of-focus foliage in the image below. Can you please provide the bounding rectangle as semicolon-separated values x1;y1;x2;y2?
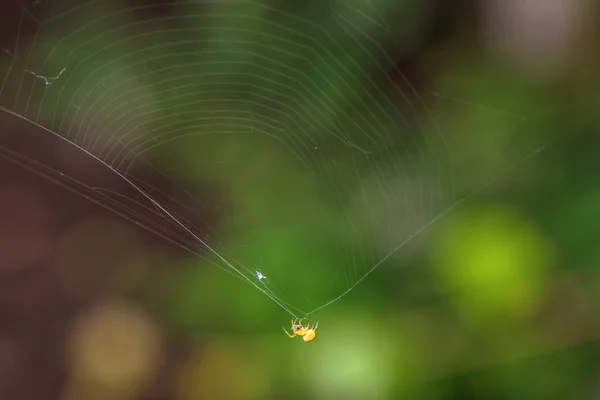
1;0;600;399
432;205;552;326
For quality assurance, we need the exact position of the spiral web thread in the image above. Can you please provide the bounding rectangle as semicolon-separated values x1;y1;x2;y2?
0;0;562;319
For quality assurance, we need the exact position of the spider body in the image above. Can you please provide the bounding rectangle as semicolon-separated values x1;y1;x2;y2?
282;319;318;342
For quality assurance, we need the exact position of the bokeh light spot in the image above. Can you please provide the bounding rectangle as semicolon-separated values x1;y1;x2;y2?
67;300;162;396
431;205;553;325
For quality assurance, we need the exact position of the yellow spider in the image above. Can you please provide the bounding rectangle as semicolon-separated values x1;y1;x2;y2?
282;318;318;342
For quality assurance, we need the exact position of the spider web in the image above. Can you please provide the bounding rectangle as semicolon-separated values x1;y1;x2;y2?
0;0;580;320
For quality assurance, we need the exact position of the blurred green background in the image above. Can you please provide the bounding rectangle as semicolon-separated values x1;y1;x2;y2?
1;0;600;399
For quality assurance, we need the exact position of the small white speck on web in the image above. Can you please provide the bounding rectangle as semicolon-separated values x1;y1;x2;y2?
255;271;266;281
26;67;67;86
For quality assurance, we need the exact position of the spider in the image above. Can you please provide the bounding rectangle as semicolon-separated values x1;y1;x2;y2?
282;318;318;342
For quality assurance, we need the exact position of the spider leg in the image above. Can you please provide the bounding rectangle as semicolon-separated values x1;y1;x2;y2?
313;322;318;331
282;325;296;338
